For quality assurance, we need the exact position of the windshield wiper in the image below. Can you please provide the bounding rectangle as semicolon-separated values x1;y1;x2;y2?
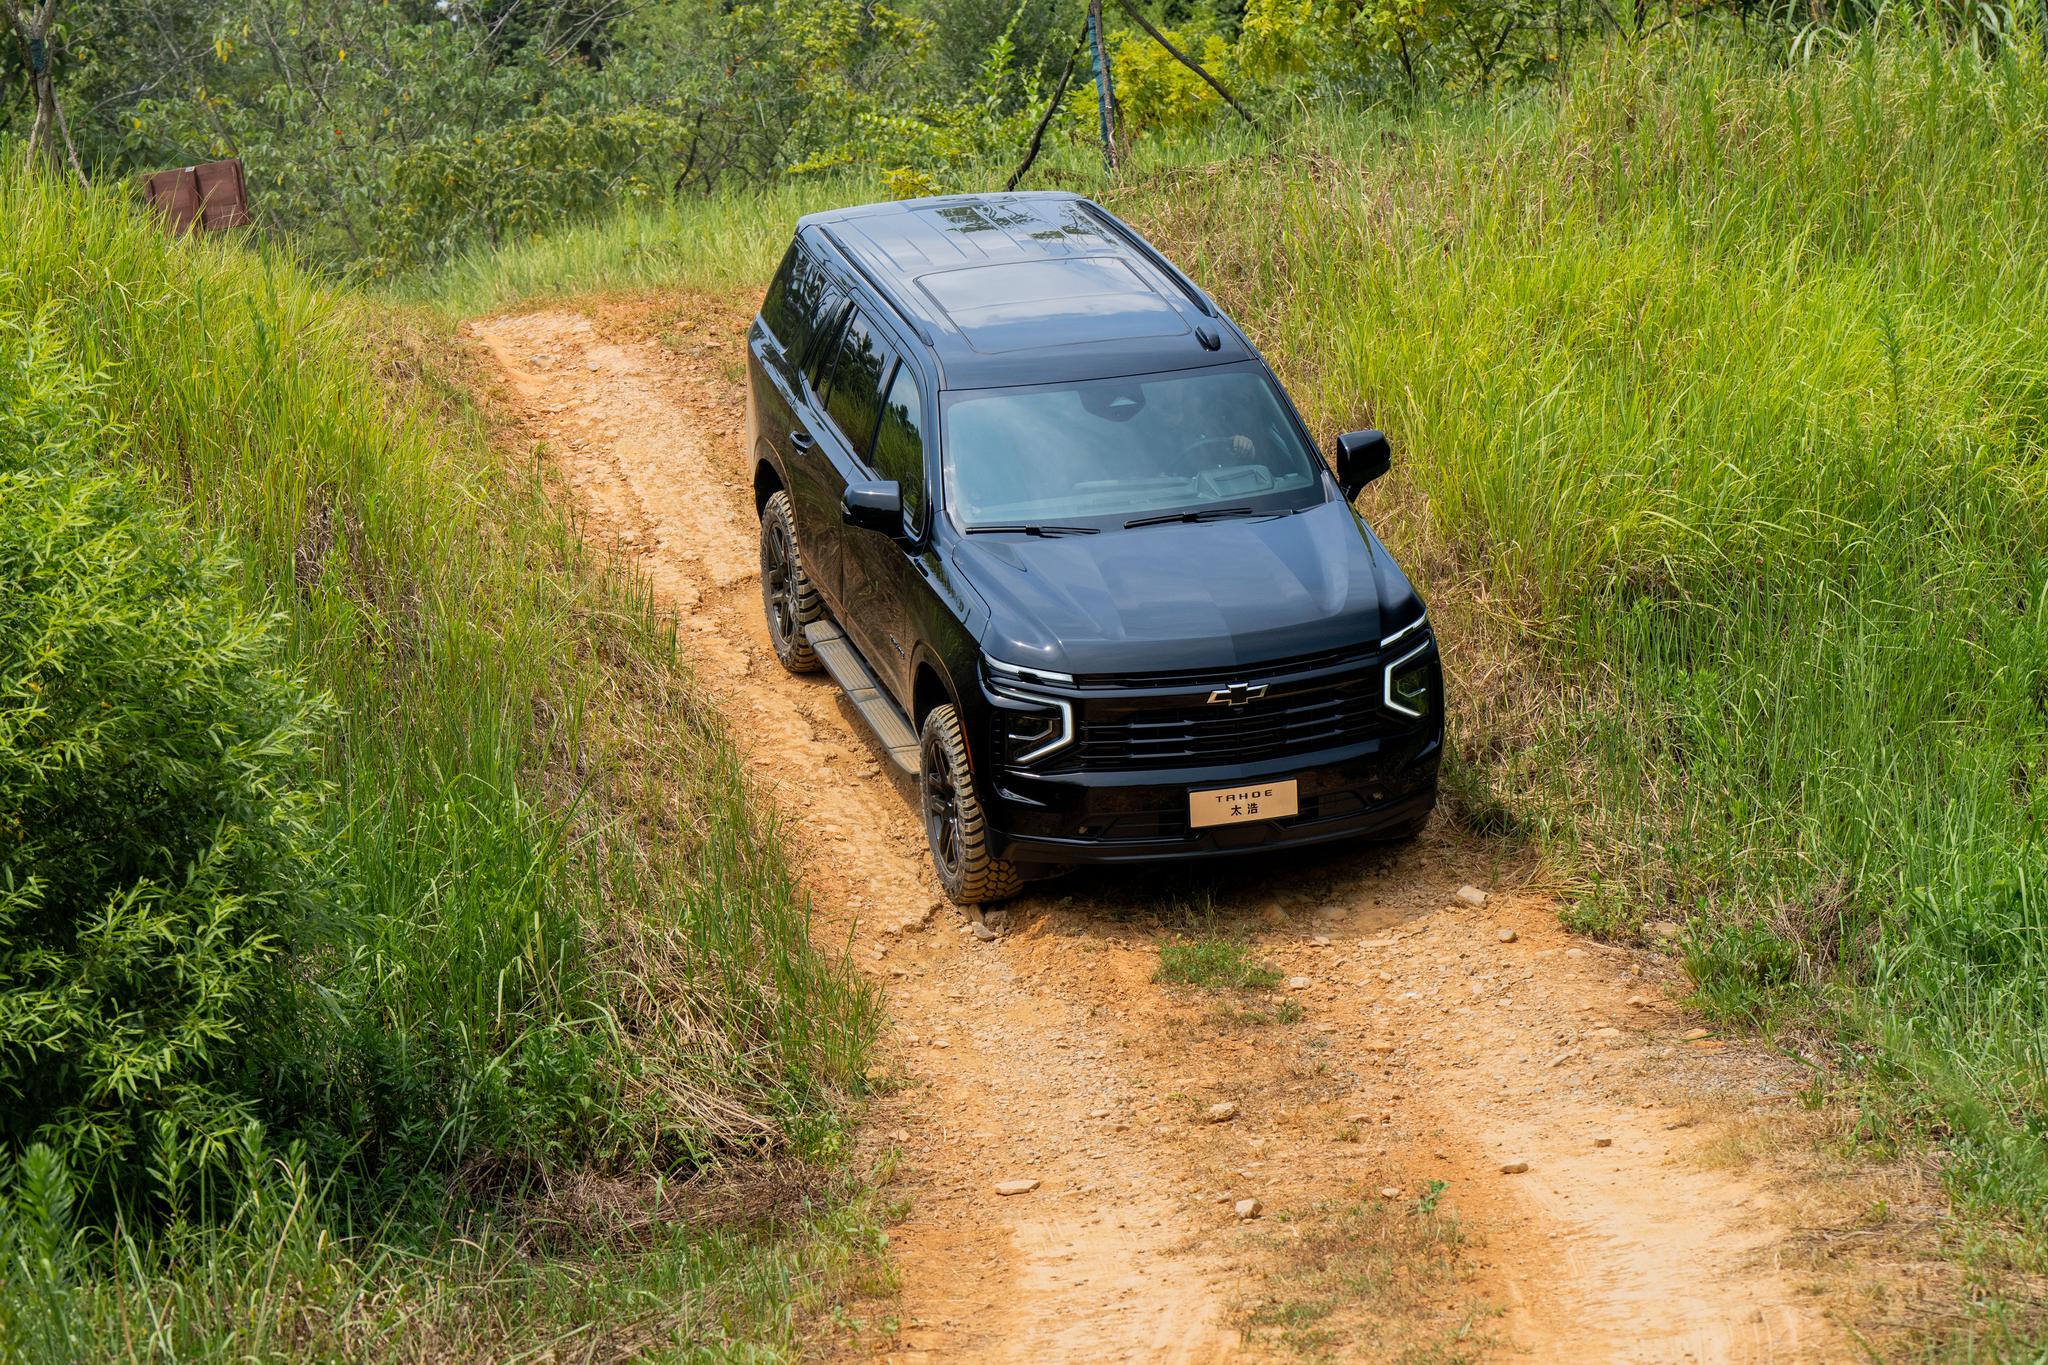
1123;505;1261;530
964;523;1101;537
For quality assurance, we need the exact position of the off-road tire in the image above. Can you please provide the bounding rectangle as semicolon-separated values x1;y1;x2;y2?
759;490;821;673
919;702;1023;906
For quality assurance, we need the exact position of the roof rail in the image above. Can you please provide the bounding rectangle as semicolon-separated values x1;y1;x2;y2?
816;225;935;346
1076;201;1216;319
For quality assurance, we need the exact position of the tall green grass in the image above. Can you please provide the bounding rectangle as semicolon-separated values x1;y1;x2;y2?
1;160;879;1355
1122;29;2048;1209
415;28;2048;1216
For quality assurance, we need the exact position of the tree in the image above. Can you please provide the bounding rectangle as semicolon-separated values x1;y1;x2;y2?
3;0;84;177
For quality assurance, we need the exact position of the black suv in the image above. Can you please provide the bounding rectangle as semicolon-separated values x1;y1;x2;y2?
744;192;1441;903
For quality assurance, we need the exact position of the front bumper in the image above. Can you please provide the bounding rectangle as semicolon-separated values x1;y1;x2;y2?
986;732;1441;866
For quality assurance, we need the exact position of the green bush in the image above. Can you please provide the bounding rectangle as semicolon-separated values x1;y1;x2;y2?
0;313;333;1217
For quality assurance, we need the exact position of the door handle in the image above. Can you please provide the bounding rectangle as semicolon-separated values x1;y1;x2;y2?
789;430;815;453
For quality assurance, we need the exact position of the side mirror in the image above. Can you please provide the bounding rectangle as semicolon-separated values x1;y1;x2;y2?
1334;429;1392;499
842;480;904;537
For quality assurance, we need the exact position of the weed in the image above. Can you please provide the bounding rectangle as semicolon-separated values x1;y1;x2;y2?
1158;938;1284;990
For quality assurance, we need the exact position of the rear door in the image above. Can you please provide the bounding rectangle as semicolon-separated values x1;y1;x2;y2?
786;282;851;607
812;307;897;666
748;241;814;520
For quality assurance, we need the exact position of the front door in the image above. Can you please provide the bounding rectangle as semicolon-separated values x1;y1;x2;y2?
841;359;931;702
813;308;895;653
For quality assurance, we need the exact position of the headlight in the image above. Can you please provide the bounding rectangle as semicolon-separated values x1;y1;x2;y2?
1383;638;1435;719
988;686;1074;765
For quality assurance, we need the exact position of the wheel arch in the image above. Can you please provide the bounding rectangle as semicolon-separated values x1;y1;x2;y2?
911;654;956;730
752;453;784;516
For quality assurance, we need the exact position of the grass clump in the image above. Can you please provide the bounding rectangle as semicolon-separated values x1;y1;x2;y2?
1240;1197;1488;1363
0;157;878;1356
1156;937;1284;990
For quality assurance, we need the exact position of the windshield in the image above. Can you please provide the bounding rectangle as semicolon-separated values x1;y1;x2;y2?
941;364;1328;530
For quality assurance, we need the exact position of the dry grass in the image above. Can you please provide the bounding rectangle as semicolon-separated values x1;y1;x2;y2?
1238;1196;1496;1363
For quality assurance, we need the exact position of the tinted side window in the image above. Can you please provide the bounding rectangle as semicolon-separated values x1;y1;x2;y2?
807;288;848;391
760;242;800;346
872;363;926;528
824;312;893;459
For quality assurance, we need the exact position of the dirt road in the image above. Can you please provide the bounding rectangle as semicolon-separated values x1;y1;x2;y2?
469;299;1861;1363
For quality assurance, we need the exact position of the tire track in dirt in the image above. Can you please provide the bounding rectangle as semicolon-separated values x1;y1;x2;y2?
469;304;1857;1364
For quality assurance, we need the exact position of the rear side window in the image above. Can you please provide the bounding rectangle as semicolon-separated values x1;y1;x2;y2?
824;312;894;459
872;363;926;528
760;243;801;346
807;287;848;391
761;240;843;377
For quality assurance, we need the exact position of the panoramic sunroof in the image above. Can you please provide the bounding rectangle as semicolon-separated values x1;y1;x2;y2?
917;257;1189;355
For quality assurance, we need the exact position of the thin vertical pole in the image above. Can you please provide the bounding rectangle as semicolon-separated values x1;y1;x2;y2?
1087;0;1120;173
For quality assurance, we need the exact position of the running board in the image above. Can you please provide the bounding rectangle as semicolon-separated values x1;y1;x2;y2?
804;621;920;775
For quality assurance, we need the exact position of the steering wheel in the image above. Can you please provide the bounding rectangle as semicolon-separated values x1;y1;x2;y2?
1182;435;1246;466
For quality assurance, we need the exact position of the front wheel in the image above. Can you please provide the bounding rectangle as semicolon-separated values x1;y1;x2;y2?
759;490;821;673
919;703;1022;906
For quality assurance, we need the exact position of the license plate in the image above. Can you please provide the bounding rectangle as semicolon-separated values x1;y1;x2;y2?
1189;779;1299;829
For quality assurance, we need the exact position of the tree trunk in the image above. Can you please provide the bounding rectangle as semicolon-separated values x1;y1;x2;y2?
5;0;84;180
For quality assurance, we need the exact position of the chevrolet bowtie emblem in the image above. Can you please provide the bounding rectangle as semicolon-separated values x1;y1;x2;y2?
1207;682;1267;706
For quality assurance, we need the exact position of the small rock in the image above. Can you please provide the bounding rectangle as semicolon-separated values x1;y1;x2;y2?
1592;1137;1613;1148
1682;1027;1712;1041
994;1179;1040;1196
1234;1198;1262;1220
930;1037;951;1049
1286;976;1313;990
1310;934;1333;947
1207;1101;1240;1123
1378;1185;1402;1200
970;920;999;943
1500;1160;1530;1175
1647;919;1683;940
1565;947;1588;959
1456;885;1489;907
1362;1040;1395;1054
889;1129;910;1142
1589;1026;1622;1039
1626;994;1654;1007
1497;928;1518;943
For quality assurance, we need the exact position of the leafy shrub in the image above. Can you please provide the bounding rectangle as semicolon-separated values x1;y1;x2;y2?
0;312;334;1217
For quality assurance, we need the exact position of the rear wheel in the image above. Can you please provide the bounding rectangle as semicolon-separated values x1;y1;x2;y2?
759;490;820;673
919;703;1022;906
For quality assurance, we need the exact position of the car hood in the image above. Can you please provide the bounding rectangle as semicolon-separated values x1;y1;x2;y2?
957;499;1421;676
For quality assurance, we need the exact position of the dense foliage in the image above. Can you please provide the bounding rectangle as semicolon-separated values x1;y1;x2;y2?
14;0;2021;272
0;315;333;1217
0;163;876;1355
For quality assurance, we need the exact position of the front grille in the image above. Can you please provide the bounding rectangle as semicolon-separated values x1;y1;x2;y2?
1068;674;1391;769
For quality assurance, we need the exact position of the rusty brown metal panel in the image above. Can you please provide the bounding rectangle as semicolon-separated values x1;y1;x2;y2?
142;167;201;231
194;158;250;230
140;158;249;233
